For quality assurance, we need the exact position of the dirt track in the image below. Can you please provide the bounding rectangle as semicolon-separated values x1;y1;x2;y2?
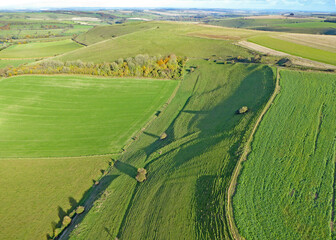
226;68;281;240
237;40;336;70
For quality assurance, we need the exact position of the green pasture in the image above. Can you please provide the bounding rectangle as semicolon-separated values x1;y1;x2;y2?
233;70;336;239
0;59;36;68
0;21;94;39
75;21;158;45
0;155;110;240
249;35;336;65
277;21;336;28
0;74;178;239
208;18;336;34
0;39;83;58
60;22;252;62
208;18;319;29
63;60;275;240
0;75;178;157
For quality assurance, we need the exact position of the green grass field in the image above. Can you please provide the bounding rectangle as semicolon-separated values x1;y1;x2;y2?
2;12;336;240
0;75;178;157
249;35;336;65
75;21;158;45
62;60;275;240
0;39;83;59
0;75;178;239
59;22;252;63
277;21;336;28
0;59;36;68
206;18;336;34
0;155;110;240
208;18;320;29
233;70;336;239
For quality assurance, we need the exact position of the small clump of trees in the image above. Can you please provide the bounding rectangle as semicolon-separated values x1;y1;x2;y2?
52;205;85;238
160;132;167;140
0;54;187;79
237;106;249;114
136;168;147;182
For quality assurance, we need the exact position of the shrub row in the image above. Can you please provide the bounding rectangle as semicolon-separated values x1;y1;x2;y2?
52;206;85;239
0;54;187;79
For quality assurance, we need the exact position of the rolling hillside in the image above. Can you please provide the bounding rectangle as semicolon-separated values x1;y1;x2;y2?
59;22;253;63
62;60;276;240
0;75;178;239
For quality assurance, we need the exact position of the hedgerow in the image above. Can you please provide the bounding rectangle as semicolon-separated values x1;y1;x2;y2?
0;54;187;79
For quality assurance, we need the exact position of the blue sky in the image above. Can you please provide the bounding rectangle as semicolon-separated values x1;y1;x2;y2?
1;0;336;11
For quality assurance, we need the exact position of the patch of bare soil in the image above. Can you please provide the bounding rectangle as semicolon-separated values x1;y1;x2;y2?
276;33;336;53
237;41;289;56
188;33;241;40
243;15;317;20
237;41;336;70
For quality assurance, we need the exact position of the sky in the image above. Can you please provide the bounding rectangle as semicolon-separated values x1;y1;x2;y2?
0;0;335;12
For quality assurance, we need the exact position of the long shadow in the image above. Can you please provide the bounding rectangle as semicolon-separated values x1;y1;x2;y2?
114;161;138;178
54;174;119;240
141;73;201;159
143;131;160;139
116;63;276;238
182;110;209;114
104;227;113;238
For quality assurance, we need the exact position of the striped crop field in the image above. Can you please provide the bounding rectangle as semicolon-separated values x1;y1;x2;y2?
233;70;336;240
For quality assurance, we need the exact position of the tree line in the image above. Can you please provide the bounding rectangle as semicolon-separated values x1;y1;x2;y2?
0;54;187;79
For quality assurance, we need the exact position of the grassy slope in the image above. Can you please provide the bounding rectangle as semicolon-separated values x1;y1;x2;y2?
249;35;336;65
0;59;36;68
206;18;336;35
0;75;177;239
65;60;275;240
0;156;110;240
0;39;82;58
75;21;158;45
59;22;252;63
0;75;178;157
233;70;336;240
277;21;336;28
207;18;320;29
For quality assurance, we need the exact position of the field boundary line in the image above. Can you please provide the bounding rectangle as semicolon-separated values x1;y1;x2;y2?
226;67;281;240
237;40;336;70
55;25;158;60
0;152;119;160
2;73;177;81
56;78;183;240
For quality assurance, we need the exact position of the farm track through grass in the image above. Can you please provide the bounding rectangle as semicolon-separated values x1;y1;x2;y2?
233;70;336;240
227;68;280;240
63;60;275;240
59;22;253;63
248;35;336;66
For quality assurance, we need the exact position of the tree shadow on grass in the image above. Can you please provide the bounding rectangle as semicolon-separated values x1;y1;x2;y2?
52;174;119;240
114;161;138;178
104;226;114;238
115;64;275;238
143;131;160;139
